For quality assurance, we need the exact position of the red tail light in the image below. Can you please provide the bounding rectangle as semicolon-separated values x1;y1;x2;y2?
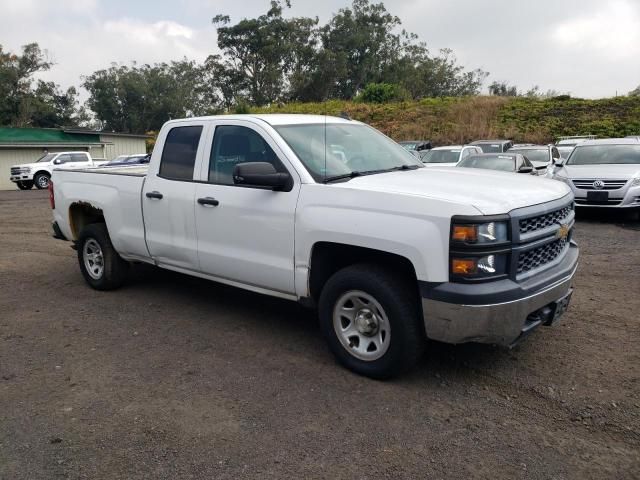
48;180;55;209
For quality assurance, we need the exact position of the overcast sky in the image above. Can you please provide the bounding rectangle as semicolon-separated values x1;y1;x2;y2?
1;0;639;99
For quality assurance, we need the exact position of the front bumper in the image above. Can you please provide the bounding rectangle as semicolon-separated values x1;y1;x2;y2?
10;175;32;182
572;183;640;208
421;241;579;346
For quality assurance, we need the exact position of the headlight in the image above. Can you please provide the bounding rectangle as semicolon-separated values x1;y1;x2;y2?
631;177;640;187
451;221;509;245
450;254;509;279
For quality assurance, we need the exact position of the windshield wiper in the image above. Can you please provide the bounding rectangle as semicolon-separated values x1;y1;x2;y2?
390;164;421;171
323;169;386;183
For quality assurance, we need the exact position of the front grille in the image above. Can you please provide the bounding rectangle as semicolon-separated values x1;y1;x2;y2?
10;167;24;175
519;204;572;235
517;237;568;274
572;179;627;190
575;198;622;206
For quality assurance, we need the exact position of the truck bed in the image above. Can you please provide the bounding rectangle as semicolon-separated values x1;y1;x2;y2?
51;168;150;262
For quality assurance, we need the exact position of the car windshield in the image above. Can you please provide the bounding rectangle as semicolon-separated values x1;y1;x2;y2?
274;123;423;182
458;155;515;172
399;142;418;151
567;144;640;165
510;148;548;164
37;153;57;163
420;149;460;163
477;143;503;153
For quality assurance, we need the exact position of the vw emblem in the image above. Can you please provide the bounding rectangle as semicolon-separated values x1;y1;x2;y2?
592;179;605;189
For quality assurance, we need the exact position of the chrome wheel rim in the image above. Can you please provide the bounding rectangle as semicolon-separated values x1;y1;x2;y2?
83;239;104;280
37;176;49;188
332;290;391;361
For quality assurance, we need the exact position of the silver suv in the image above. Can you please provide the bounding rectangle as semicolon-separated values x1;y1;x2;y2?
547;138;640;208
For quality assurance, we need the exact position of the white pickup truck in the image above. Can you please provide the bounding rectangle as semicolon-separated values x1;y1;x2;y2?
10;151;107;190
50;115;579;378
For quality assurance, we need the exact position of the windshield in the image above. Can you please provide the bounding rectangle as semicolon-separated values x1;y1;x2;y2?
510;149;548;164
476;143;503;153
399;142;418;151
274;123;422;182
458;155;515;172
420;149;460;163
37;153;57;163
567;144;640;165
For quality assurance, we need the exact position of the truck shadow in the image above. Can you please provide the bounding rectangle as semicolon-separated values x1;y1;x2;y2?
125;263;512;382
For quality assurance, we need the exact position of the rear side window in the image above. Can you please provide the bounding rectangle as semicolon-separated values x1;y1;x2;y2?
70;153;87;162
159;126;203;181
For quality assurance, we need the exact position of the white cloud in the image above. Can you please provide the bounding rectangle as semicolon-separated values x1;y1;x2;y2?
552;0;640;60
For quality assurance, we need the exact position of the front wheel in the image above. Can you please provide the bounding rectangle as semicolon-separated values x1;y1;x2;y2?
17;181;34;190
34;173;50;189
318;264;426;379
77;223;129;290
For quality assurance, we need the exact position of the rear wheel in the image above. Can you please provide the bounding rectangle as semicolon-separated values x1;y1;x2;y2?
77;223;129;290
34;173;50;189
318;264;425;379
17;181;34;190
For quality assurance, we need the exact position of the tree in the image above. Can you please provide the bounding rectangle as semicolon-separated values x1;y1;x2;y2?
489;81;518;96
211;1;318;106
83;60;214;133
629;85;640;97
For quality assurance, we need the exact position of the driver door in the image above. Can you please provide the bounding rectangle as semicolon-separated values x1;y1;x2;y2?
193;121;300;294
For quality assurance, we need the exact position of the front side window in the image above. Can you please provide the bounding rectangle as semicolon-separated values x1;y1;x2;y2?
567;144;640;165
510;149;548;164
56;154;71;164
208;125;287;185
275;123;422;182
159;125;203;181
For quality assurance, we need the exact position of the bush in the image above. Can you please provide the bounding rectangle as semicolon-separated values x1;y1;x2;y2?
355;83;410;103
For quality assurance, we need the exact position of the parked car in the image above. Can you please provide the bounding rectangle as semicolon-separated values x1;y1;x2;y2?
469;139;514;153
103;154;151;167
547;138;640;209
398;140;432;153
10;151;107;190
555;135;596;160
508;145;561;173
419;145;483;167
457;153;539;175
50;114;577;379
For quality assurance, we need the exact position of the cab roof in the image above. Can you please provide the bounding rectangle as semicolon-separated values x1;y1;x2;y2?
175;114;358;126
578;138;640;146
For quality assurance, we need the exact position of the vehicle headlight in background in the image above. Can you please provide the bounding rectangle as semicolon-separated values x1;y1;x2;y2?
451;221;509;245
630;176;640;187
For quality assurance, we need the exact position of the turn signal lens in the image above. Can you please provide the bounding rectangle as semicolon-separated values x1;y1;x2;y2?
452;225;477;242
451;258;477;275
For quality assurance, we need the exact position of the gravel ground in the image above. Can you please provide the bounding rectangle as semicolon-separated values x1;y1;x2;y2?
1;189;639;480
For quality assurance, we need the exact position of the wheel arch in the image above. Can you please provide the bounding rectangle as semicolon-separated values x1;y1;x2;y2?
68;202;105;240
307;241;419;305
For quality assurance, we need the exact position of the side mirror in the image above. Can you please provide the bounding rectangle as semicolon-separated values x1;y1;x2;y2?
553;158;564;167
53;159;62;165
233;162;291;191
518;165;533;174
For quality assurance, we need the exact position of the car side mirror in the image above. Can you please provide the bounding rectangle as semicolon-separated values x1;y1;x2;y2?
518;165;533;174
53;159;62;165
553;158;564;166
233;162;291;191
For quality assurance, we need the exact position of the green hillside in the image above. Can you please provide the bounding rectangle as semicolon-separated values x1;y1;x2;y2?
253;96;640;145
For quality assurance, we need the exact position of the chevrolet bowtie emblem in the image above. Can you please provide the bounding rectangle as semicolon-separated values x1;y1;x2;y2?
556;224;570;240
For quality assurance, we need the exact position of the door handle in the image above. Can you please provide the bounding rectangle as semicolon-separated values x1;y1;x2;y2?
145;191;163;199
197;197;219;207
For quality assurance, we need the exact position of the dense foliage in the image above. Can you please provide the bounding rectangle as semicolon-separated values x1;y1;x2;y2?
0;43;85;128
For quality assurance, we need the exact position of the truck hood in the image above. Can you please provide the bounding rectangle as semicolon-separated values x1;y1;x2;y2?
559;163;640;179
333;167;571;215
11;161;51;169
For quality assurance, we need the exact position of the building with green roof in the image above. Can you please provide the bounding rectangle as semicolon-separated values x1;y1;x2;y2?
0;127;148;190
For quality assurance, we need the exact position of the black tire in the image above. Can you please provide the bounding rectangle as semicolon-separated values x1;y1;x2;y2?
77;223;129;290
34;173;50;189
17;181;34;190
318;263;425;379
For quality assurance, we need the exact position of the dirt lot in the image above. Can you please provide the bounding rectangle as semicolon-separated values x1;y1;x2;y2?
0;189;639;479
